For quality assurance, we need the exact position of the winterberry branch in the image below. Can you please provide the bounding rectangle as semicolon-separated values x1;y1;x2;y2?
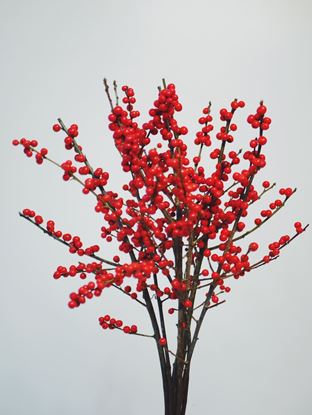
209;191;295;252
189;115;266;359
13;81;308;415
19;212;117;266
19;212;148;307
57;117;107;194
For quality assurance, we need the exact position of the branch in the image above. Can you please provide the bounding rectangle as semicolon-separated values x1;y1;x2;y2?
210;190;297;252
114;326;154;338
153;273;171;372
168;349;189;365
188;121;265;361
57;118;106;195
19;212;117;266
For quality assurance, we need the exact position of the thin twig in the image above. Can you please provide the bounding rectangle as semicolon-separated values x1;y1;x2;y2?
204;299;226;310
103;78;114;111
113;80;119;106
113;325;155;338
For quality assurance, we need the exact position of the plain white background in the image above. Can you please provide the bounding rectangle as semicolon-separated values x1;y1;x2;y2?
1;1;311;414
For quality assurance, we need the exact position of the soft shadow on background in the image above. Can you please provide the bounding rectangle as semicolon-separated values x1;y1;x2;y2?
1;1;311;414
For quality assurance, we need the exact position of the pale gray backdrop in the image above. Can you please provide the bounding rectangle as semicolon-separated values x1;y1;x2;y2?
1;0;311;414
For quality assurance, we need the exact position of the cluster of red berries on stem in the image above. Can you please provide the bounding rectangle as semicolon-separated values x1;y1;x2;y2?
98;314;139;335
13;79;308;381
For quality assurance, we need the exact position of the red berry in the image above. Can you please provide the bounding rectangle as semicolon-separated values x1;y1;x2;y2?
53;124;61;132
257;105;267;116
35;215;43;225
113;106;123;116
284;188;293;198
258;136;267;146
159;337;167;346
211;295;219;304
230;123;237;131
63;233;71;242
130;325;137;334
249;242;259;252
179;126;188;135
183;299;192;308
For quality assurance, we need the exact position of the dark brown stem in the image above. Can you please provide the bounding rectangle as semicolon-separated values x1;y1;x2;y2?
153;274;171;378
143;288;171;413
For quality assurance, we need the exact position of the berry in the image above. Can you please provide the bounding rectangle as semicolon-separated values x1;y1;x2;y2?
257;105;267;116
183;299;192;308
159;338;167;346
249;242;259;252
53;124;61;132
130;325;137;334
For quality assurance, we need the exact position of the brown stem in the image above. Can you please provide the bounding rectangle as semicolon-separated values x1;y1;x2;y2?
113;80;119;106
103;78;114;111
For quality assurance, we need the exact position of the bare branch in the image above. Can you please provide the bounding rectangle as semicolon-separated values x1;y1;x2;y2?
103;78;114;111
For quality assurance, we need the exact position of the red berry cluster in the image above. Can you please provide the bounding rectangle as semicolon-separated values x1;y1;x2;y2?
22;208;43;224
98;314;138;335
53;122;111;194
12;138;48;164
294;221;304;234
14;80;307;345
68;273;114;309
144;83;186;139
247;104;271;130
22;209;102;257
194;105;213;148
267;234;291;258
53;123;79;148
53;261;103;280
